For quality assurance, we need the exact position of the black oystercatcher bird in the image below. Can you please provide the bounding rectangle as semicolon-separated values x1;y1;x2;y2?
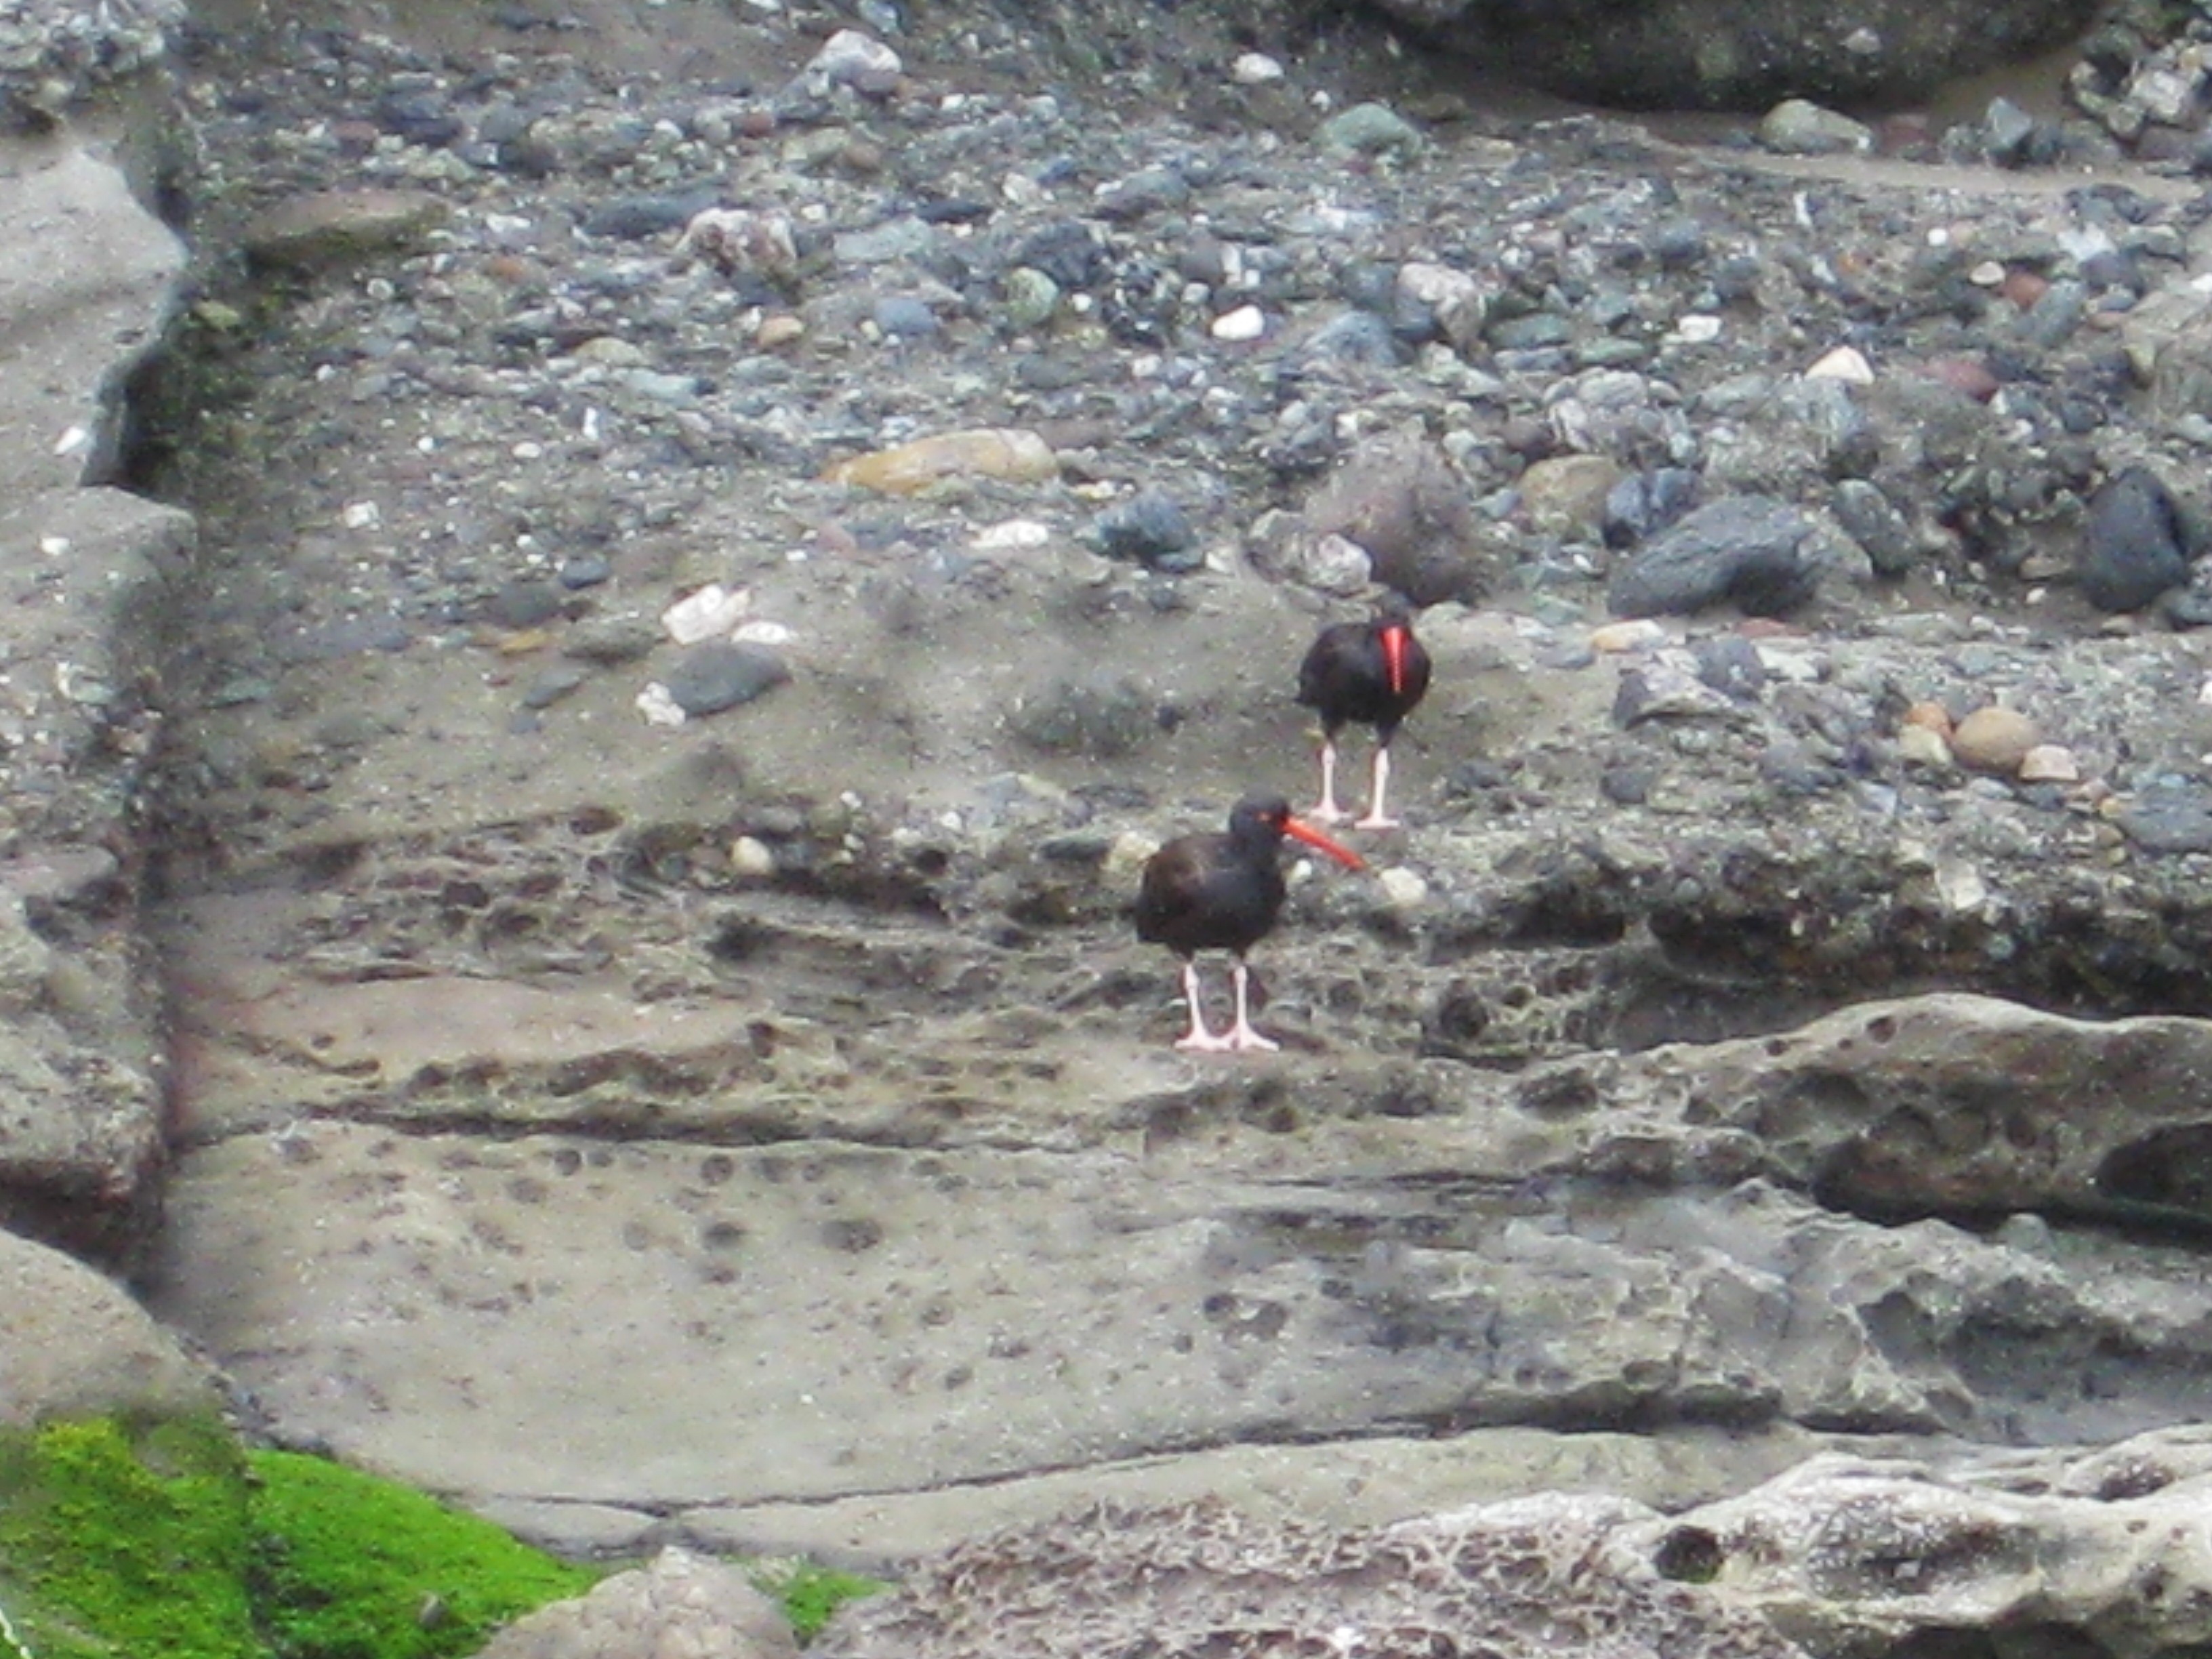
1296;613;1433;828
1134;793;1364;1052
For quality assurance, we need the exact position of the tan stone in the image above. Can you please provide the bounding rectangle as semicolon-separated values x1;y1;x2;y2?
2018;744;2080;784
1518;454;1622;537
1950;705;2041;775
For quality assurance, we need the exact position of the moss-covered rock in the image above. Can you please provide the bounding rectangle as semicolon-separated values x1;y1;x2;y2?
0;1418;594;1659
0;1415;255;1659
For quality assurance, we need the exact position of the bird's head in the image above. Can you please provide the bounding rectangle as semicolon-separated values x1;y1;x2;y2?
1231;794;1364;869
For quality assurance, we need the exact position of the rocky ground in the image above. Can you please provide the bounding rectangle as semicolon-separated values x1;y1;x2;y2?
18;0;2212;1648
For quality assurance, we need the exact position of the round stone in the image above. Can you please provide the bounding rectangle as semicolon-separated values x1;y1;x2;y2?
1950;705;2041;775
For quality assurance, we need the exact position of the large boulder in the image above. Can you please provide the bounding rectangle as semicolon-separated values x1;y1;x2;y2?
0;5;190;1269
0;1227;216;1425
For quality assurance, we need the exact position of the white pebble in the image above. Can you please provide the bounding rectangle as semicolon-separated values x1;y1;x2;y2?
663;583;750;644
1378;867;1429;908
972;519;1052;550
635;682;687;726
1231;52;1284;84
342;501;381;530
1210;304;1267;342
1672;314;1723;344
1804;344;1873;384
729;836;776;878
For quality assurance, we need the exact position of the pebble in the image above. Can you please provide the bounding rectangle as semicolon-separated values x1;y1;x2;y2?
2018;743;2081;783
1950;705;2041;775
2080;465;2188;613
1090;487;1197;571
663;584;750;644
1376;867;1429;909
662;642;792;717
1210;304;1267;342
729;836;777;879
824;428;1059;493
1896;723;1954;769
1804;344;1875;383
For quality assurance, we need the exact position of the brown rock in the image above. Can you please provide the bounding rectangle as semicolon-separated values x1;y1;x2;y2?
1950;705;2041;775
1518;454;1622;539
241;188;449;270
1900;699;1954;739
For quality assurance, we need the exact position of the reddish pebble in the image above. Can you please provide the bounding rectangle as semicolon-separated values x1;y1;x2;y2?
1999;268;2049;310
1919;357;2000;403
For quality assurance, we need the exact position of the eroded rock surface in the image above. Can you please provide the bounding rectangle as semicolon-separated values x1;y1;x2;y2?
12;0;2212;1656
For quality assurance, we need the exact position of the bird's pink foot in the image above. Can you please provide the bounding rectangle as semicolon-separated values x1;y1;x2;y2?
1174;1027;1238;1052
1224;1021;1281;1052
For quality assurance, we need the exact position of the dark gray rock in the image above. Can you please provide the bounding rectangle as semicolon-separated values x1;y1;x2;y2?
2080;466;2188;613
1090;487;1197;571
663;642;791;716
1607;496;1820;619
1830;478;1917;577
580;191;718;241
2116;784;2212;854
1602;468;1700;550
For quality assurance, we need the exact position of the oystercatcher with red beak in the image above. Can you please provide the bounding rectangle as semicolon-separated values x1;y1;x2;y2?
1135;793;1365;1052
1296;613;1433;828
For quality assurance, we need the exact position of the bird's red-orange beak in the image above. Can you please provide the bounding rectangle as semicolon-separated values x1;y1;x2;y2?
1284;816;1366;870
1382;623;1410;697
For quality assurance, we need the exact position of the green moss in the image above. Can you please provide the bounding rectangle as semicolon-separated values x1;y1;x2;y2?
0;1419;876;1656
747;1560;888;1643
0;1415;257;1659
244;1451;595;1659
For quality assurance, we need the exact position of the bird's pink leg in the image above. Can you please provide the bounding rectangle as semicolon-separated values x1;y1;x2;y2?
1309;737;1348;823
1173;961;1235;1052
1223;960;1281;1052
1355;745;1400;830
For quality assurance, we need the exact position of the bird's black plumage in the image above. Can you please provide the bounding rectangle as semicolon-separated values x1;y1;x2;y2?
1295;615;1432;827
1296;617;1432;742
1134;793;1364;1052
1136;794;1296;959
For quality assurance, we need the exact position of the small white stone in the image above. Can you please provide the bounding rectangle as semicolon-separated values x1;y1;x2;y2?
1804;344;1874;384
1378;867;1429;908
733;619;793;647
37;536;69;557
1210;304;1267;342
1673;314;1723;344
1231;51;1284;84
972;518;1052;551
1969;260;2007;287
636;682;687;726
729;836;776;878
52;424;87;457
663;583;750;644
342;500;381;530
1934;857;1987;914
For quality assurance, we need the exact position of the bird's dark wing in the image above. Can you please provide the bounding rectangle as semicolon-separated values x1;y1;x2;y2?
1296;622;1357;710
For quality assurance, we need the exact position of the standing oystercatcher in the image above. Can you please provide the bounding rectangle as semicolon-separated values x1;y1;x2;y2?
1296;613;1432;828
1134;793;1364;1052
